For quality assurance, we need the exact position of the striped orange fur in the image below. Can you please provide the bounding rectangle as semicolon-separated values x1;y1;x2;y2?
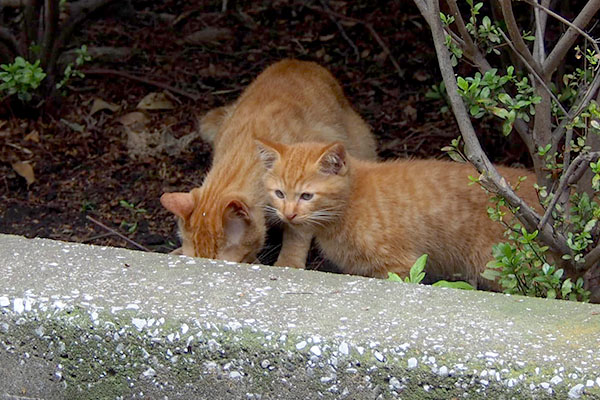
160;59;377;262
256;140;540;290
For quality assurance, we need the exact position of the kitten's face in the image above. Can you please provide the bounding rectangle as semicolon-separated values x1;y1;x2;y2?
256;140;350;229
161;189;264;263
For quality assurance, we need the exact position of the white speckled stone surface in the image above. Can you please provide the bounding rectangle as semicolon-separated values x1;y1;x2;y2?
0;234;599;399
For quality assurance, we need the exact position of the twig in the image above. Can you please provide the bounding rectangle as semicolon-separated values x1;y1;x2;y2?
24;0;41;57
0;27;20;58
41;0;60;68
499;0;542;73
0;0;26;6
585;245;600;270
532;0;551;64
82;68;201;101
305;4;404;79
46;0;120;79
86;215;151;252
521;0;600;79
520;0;600;60
445;0;492;72
318;0;360;61
442;0;533;154
82;232;114;243
497;28;569;117
552;66;600;143
537;152;600;230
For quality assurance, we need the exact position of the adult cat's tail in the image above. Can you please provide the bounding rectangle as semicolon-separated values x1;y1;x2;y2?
198;104;233;145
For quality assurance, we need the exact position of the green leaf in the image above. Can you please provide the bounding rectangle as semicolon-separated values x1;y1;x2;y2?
447;151;466;163
502;119;514;136
561;278;573;298
584;219;597;233
407;254;428;283
481;268;501;281
457;77;468;91
497;93;512;105
387;272;403;282
432;280;475;290
489;106;509;119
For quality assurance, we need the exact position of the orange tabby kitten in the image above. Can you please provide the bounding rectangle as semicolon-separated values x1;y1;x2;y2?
255;139;540;290
160;59;377;262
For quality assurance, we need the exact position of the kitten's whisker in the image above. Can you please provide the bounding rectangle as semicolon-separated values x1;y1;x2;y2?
253;242;282;264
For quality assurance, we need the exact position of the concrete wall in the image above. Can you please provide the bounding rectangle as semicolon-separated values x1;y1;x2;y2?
0;234;599;399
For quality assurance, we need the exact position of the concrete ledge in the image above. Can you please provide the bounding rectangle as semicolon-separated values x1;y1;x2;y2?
1;234;599;399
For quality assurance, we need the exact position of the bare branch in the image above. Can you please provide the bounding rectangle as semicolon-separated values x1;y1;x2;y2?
82;68;201;101
415;0;572;257
497;28;569;118
41;0;60;68
535;0;600;78
0;27;20;58
445;0;492;72
304;3;405;79
499;0;542;73
45;0;119;78
532;0;551;64
24;0;42;55
0;0;26;6
585;243;600;270
318;0;360;61
86;216;151;252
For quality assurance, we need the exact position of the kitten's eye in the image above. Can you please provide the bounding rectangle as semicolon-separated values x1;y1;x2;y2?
300;192;313;201
275;190;285;199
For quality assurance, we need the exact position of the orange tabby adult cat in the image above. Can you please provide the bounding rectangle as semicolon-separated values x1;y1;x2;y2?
255;139;540;290
160;59;377;262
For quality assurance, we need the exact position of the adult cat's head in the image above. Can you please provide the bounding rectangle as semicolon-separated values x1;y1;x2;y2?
255;139;351;228
160;189;265;262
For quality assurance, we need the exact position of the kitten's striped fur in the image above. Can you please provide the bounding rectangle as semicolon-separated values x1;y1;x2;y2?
160;59;377;262
256;140;540;290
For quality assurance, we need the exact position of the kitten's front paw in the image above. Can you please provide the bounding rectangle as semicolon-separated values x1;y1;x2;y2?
274;259;306;269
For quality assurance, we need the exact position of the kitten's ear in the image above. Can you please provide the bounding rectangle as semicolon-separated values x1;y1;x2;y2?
160;192;195;219
255;138;283;170
317;142;347;175
222;198;252;245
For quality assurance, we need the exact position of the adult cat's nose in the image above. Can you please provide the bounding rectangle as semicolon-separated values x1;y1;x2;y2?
285;213;297;221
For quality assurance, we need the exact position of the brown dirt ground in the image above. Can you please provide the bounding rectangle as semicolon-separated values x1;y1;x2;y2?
0;1;528;268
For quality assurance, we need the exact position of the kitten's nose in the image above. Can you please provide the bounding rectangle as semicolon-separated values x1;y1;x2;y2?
285;213;297;221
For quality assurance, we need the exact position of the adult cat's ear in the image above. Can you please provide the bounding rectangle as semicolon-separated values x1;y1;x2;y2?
317;142;347;175
255;138;283;170
160;192;195;219
222;198;251;245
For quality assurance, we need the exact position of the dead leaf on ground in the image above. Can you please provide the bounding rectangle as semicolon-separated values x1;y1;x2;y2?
60;118;85;133
12;161;35;185
136;92;175;110
319;33;336;42
413;70;430;82
184;27;233;45
90;98;121;115
402;105;418;121
118;112;150;129
24;130;40;143
340;20;358;28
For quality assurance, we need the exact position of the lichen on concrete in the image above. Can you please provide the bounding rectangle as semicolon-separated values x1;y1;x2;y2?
1;234;600;399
